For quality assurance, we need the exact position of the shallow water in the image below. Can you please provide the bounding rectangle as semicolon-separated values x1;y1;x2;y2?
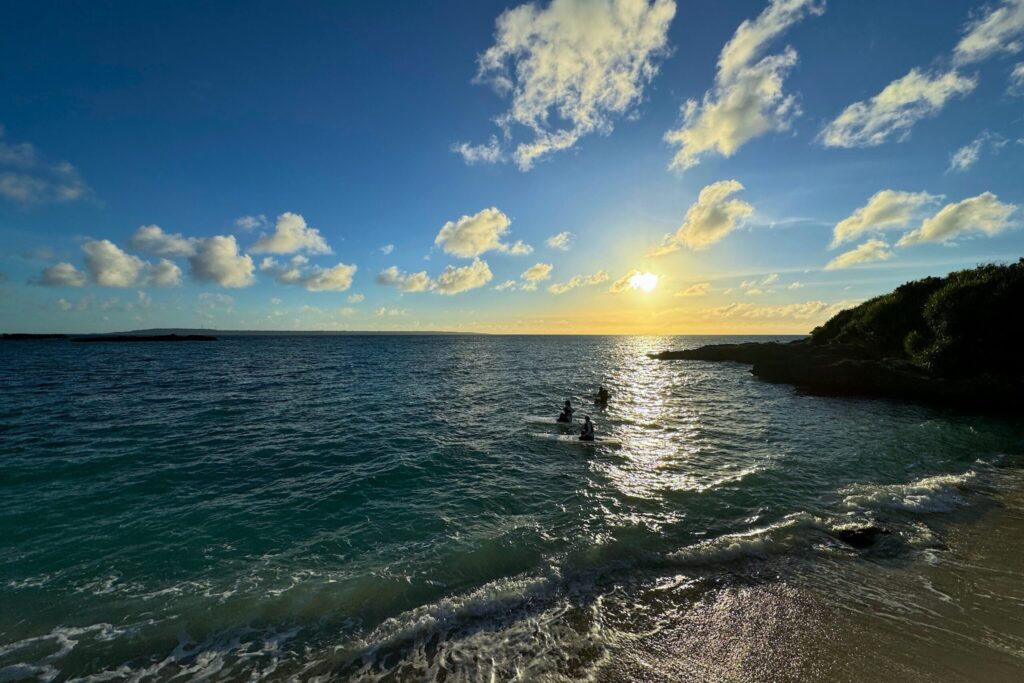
1;335;1022;681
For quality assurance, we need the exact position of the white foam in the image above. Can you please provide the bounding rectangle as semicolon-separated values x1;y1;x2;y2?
841;472;975;514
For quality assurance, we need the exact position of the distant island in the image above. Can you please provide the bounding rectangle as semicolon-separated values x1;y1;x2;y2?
653;259;1024;414
72;334;217;343
2;328;481;339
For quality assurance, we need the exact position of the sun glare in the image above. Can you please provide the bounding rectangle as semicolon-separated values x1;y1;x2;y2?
629;272;659;292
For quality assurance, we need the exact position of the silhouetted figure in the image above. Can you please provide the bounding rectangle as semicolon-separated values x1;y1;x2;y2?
596;386;610;405
557;400;575;423
580;415;595;441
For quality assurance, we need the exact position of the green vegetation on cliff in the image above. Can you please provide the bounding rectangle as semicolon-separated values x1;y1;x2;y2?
810;259;1024;379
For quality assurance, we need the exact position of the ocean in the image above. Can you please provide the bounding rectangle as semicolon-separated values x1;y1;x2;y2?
1;334;1022;681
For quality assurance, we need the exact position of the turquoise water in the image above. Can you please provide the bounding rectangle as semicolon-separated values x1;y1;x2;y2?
1;335;1022;680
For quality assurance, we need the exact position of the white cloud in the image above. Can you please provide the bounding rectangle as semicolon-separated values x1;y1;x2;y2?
376;306;406;317
0;126;92;204
377;265;435;292
788;281;804;289
262;255;357;291
897;192;1017;246
825;238;894;270
376;259;492;295
520;262;553;290
36;262;86;287
259;255;306;284
953;0;1024;65
251;212;331;255
56;298;73;311
665;0;823;170
676;282;711;297
708;299;853;322
546;231;573;250
609;269;641;293
145;259;183;287
819;69;976;148
434;207;531;257
495;279;518;291
452;136;505;165
831;189;939;247
303;263;357;292
1011;62;1024;94
650;180;753;254
82;240;147;287
270;297;283;305
946;131;1008;172
435;258;493;294
548;270;609;294
130;224;197;258
189;235;256;288
234;215;267;231
761;273;778;286
745;288;765;296
347;293;364;303
380;244;395;255
460;0;676;170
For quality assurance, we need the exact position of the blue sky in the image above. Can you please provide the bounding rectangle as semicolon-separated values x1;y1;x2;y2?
1;0;1022;333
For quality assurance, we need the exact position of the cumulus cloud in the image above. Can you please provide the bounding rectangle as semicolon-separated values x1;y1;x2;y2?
819;69;976;148
234;215;267;231
262;255;356;291
953;0;1024;65
520;262;553;290
825;238;894;270
82;240;148;287
897;192;1017;246
259;255;307;284
347;293;364;303
0;125;92;204
303;263;357;292
650;180;753;254
251;212;331;255
434;208;532;257
189;235;256;288
380;244;395;255
377;259;493;295
831;190;940;247
435;258;493;294
665;0;823;170
457;0;676;170
146;259;183;287
548;270;609;294
130;224;197;257
947;131;1008;172
35;262;86;287
676;282;711;297
546;231;573;250
376;307;406;317
495;279;519;291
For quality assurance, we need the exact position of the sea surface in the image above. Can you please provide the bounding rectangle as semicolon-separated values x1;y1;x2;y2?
1;334;1023;682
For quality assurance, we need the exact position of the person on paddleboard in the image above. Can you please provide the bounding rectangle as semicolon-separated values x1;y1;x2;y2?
580;415;595;441
557;400;575;423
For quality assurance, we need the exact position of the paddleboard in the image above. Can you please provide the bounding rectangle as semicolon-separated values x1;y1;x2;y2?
525;415;576;426
532;432;621;447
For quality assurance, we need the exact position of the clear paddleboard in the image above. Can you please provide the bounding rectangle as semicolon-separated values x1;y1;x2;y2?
525;415;576;426
532;432;621;447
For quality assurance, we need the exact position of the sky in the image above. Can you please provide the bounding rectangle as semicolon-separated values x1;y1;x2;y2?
1;0;1022;334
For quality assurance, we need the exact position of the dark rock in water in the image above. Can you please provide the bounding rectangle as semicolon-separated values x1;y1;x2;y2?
2;333;69;340
72;334;217;343
831;525;890;549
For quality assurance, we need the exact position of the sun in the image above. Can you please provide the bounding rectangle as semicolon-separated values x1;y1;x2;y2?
629;272;659;292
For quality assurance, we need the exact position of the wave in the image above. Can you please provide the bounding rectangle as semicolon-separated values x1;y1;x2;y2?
840;472;976;514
